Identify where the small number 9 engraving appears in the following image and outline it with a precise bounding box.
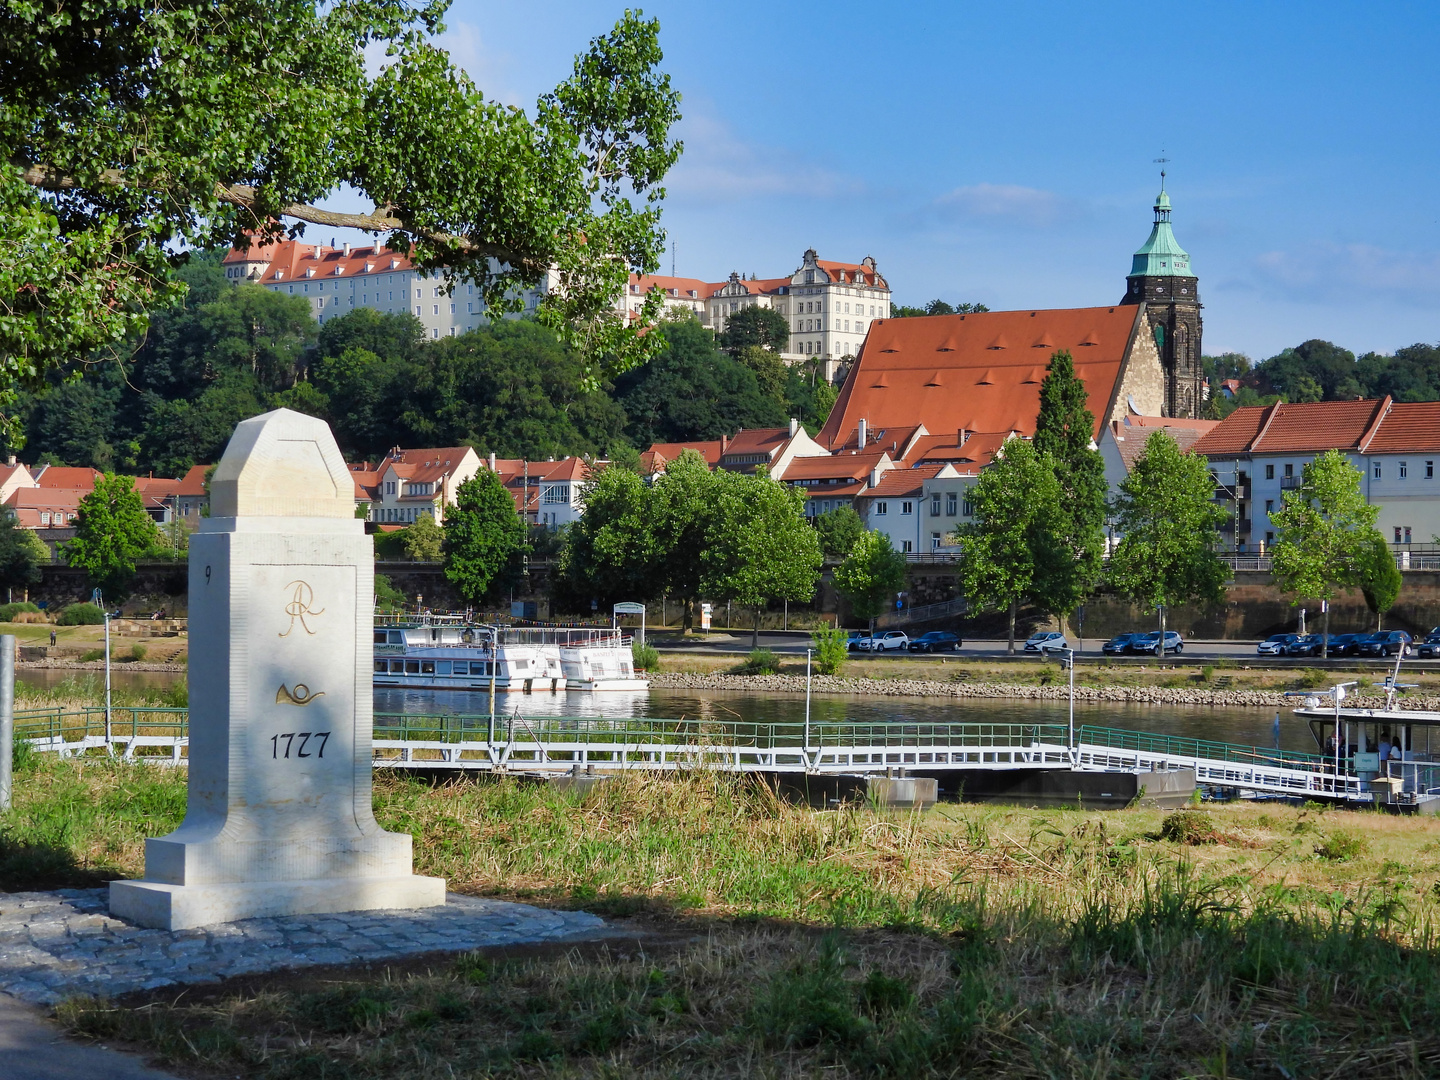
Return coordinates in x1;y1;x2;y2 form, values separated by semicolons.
205;565;212;585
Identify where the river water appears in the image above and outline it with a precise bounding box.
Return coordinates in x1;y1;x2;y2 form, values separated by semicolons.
19;669;1316;754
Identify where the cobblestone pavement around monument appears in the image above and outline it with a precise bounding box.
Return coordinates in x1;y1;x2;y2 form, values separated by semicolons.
0;890;609;1006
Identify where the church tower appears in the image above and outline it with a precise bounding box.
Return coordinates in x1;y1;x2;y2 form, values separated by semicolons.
1120;176;1203;418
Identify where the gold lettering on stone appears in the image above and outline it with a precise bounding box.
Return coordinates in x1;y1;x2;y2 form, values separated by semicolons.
280;580;324;637
276;683;326;706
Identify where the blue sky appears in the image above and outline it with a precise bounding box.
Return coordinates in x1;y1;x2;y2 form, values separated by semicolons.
355;1;1440;361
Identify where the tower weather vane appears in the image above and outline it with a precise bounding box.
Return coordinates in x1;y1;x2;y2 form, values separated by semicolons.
1153;155;1170;182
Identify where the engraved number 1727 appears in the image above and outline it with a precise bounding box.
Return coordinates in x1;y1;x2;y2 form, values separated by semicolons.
271;732;330;759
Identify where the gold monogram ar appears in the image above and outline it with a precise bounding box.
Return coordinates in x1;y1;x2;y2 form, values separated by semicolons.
276;683;325;706
280;580;325;637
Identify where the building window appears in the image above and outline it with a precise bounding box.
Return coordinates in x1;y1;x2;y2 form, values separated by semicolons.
874;501;887;516
931;532;941;550
1375;462;1382;479
1400;461;1409;479
961;499;973;516
1428;461;1435;479
433;305;439;315
1265;464;1274;480
930;494;941;516
1395;526;1403;543
1266;531;1275;545
901;540;913;553
900;501;913;515
1405;526;1413;543
1265;499;1274;514
1284;463;1293;478
946;492;957;516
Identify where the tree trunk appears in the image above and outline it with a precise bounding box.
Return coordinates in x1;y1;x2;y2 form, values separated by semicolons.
1323;605;1330;658
1158;606;1166;658
1007;600;1017;655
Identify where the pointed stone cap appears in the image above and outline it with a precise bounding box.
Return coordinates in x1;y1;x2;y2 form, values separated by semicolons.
209;409;355;518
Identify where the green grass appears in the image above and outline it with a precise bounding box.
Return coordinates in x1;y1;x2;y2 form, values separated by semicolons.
13;758;1440;1076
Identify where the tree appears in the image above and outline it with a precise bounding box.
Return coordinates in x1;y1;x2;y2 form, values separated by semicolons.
720;307;791;354
1270;449;1383;655
956;439;1066;653
649;450;716;628
558;462;655;609
4;5;682;433
1107;431;1229;650
1357;533;1403;630
889;300;989;318
813;506;865;558
442;471;529;604
65;474;159;598
401;514;444;562
736;345;788;404
832;530;908;639
1031;350;1107;629
0;509;45;600
701;470;821;648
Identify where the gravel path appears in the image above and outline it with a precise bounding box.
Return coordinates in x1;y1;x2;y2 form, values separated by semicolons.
0;890;607;1006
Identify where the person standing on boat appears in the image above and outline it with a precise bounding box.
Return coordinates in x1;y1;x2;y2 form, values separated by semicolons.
1379;731;1393;763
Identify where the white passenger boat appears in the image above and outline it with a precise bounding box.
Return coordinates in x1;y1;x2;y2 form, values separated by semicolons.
372;616;648;693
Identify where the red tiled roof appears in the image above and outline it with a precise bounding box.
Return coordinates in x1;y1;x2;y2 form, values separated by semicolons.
829;423;923;456
33;466;100;490
781;450;889;482
1108;420;1220;472
6;487;89;527
1361;402;1440;453
227;238;417;284
720;427;792;458
628;273;711;301
645;441;727;468
902;432;1009;471
818;306;1141;450
383;447;477;486
858;462;948;498
177;465;210;498
1193;399;1389;456
815;259;888;288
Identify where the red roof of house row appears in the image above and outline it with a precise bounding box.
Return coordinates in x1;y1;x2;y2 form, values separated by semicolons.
32;465;101;490
827;423;924;457
856;462;949;499
627;273;712;301
1353;401;1440;453
814;259;888;288
176;465;211;498
1107;418;1220;472
382;447;478;489
227;237;418;284
900;432;1010;472
1192;399;1389;456
720;427;794;459
818;306;1142;450
780;450;890;483
705;276;794;297
644;440;728;468
5;487;90;527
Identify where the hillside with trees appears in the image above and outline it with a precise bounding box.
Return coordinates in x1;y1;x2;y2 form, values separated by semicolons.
1206;339;1440;418
7;254;837;472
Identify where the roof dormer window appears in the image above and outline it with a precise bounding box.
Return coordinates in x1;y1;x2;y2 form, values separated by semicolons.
305;268;315;278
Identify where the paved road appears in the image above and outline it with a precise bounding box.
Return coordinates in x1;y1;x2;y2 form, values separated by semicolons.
651;632;1426;665
0;993;182;1080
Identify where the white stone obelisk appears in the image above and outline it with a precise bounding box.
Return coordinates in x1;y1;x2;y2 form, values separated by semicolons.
110;409;445;930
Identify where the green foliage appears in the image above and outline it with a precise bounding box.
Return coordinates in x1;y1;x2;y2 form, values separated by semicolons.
130;643;148;662
648;451;714;620
956;439;1067;638
1031;350;1106;619
812;506;865;558
443;472;529;604
1108;431;1229;613
700;470;822;644
735;345;788;403
1314;831;1369;861
57;602;104;626
64;474;158;598
3;5;682;403
810;624;849;676
630;640;658;671
0;601;39;622
1271;450;1383;604
720;306;792;354
374;574;405;611
1357;533;1403;624
890;300;989;317
1159;811;1221;845
400;514;444;562
738;648;781;675
0;509;46;592
558;462;655;609
833;530;907;629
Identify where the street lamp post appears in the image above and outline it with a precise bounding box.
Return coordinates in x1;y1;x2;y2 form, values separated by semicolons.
1063;648;1076;764
804;647;812;765
92;588;112;749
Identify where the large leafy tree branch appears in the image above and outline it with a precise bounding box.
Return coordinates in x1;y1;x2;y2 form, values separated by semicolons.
1;1;682;423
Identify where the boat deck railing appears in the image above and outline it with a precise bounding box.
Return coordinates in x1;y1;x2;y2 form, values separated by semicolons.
13;708;1383;800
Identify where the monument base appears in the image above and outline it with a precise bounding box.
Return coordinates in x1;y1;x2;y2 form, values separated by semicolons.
109;874;448;931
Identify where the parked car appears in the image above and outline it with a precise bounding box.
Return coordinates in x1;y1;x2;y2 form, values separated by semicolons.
908;631;961;653
1417;630;1440;659
1325;633;1362;657
1023;631;1069;655
864;630;910;652
1132;630;1184;655
847;631;870;652
1101;633;1140;655
1257;633;1300;656
1358;630;1411;657
1285;634;1325;657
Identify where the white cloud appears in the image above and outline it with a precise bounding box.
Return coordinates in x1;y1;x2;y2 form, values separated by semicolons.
930;183;1072;227
1251;241;1440;307
665;111;864;203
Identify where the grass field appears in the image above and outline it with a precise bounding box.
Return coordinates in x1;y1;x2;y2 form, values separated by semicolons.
5;751;1440;1077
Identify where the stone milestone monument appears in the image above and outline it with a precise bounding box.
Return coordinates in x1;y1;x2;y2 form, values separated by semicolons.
110;409;446;930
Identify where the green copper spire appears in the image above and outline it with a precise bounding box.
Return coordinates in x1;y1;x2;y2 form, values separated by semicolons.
1128;172;1192;278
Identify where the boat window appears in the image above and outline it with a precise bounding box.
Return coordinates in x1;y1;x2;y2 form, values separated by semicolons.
437;661;451;674
620;662;631;675
421;661;435;674
374;631;388;644
592;663;606;677
374;659;387;672
388;631;404;644
405;660;420;674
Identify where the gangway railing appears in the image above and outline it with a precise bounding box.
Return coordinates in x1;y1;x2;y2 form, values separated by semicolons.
13;708;1381;801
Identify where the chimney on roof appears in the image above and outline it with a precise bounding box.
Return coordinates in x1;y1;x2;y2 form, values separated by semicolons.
958;428;968;446
788;417;799;437
858;419;867;450
870;467;880;488
721;434;729;453
487;452;496;471
342;242;351;257
5;455;12;467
